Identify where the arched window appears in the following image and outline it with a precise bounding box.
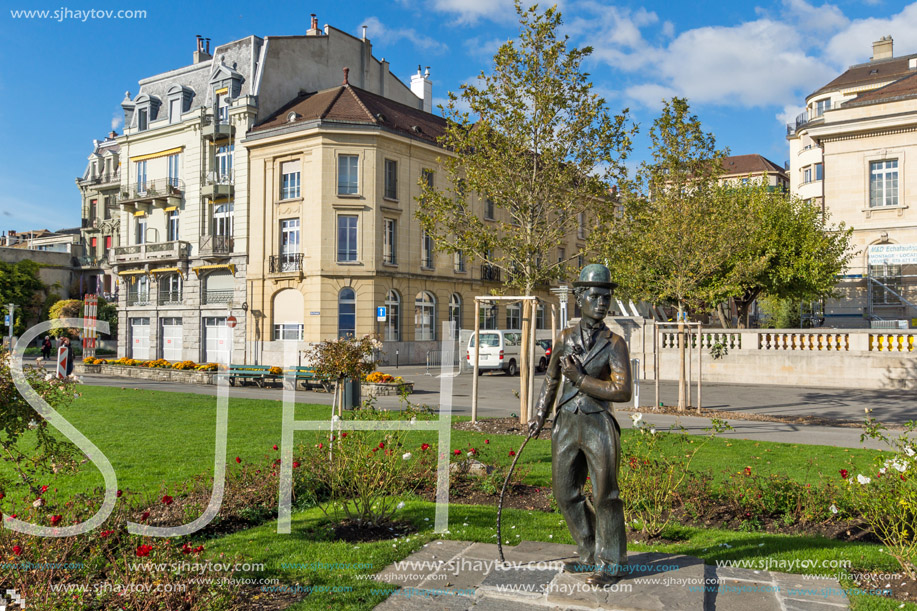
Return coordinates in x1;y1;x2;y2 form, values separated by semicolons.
338;287;356;338
506;303;521;329
536;303;546;329
448;293;462;339
414;291;436;341
385;290;401;341
273;289;304;340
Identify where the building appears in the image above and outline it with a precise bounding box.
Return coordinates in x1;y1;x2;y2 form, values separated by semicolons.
102;17;432;363
719;154;788;191
1;228;82;253
243;79;565;366
787;36;917;326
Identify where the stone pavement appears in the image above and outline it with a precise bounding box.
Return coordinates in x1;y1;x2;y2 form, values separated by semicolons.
372;540;849;610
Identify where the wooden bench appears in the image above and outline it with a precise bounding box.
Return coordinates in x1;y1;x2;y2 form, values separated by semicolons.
228;365;278;387
284;366;333;391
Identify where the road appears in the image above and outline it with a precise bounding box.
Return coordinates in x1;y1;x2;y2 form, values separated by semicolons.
51;361;913;451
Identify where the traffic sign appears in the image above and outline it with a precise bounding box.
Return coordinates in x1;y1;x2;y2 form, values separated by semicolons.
3;315;9;326
226;316;237;328
376;306;387;322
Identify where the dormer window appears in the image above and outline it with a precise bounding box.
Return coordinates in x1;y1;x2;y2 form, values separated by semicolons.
169;98;181;124
132;94;161;131
138;108;149;131
166;85;192;126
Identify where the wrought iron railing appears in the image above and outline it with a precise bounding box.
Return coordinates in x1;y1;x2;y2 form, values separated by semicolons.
126;292;151;306
203;290;234;305
111;241;190;263
200;235;234;256
158;290;183;306
481;264;500;281
270;253;303;273
117;178;185;204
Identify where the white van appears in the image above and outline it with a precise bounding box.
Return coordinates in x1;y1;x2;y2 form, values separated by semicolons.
467;330;521;375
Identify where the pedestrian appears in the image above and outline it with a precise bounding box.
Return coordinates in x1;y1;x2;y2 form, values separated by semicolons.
41;336;52;359
63;337;74;376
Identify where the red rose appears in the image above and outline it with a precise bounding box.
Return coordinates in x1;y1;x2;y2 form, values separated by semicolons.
453;449;461;456
116;490;123;498
318;443;324;450
235;457;242;464
12;545;21;556
342;432;348;438
485;439;489;444
50;515;62;526
292;461;300;468
469;448;477;455
100;530;114;538
371;448;378;453
421;443;430;451
0;492;4;500
140;511;150;522
41;485;48;493
509;450;516;457
379;442;385;449
744;467;752;476
840;469;848;479
274;458;281;465
273;445;278;451
135;544;153;557
181;543;192;555
194;545;204;553
162;495;174;505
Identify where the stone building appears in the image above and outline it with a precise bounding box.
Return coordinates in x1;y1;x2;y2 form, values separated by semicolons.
787;36;917;326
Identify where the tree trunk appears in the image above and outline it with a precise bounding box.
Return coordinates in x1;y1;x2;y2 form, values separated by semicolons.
519;300;531;424
677;304;686;412
716;303;730;329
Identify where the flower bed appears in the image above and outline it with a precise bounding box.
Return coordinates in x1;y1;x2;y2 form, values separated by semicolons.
75;362;218;385
362;371;413;397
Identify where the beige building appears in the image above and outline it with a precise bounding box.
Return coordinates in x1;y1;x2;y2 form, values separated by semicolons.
243;81;570;366
719;154;788;191
787;36;917;326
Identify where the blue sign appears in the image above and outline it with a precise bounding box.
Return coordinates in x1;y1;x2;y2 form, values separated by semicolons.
3;315;8;326
376;306;387;321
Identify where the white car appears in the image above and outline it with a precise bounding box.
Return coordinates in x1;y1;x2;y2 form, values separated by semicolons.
466;331;551;375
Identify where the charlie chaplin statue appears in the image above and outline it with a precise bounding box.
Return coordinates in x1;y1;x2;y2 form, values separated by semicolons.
529;263;632;586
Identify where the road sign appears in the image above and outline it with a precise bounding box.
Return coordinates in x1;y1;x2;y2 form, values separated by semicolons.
376;306;387;322
3;315;8;326
226;316;237;328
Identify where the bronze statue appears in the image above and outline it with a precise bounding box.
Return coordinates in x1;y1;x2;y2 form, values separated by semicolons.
529;263;632;586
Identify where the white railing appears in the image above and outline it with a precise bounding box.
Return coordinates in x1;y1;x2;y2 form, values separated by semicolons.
655;327;917;354
758;332;849;351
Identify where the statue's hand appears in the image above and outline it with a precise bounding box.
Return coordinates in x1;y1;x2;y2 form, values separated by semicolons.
562;354;586;386
528;412;546;438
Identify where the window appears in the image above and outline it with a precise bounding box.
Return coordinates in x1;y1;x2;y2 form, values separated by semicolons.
479;302;497;330
136;160;147;193
128;276;151;306
422;169;434;189
167;210;179;242
204;270;233;305
169;98;181;124
454;250;465;273
577;254;585;269
803;167;812;184
216;145;233;182
337;215;358;262
484;198;495;220
138;108;148;131
415;291;436;341
216;92;228;124
870;264;903;305
422;230;434;268
280;219;300;270
90;237;97;250
89;199;97;222
536;304;545;329
338;154;359;195
280;161;301;199
338;287;356;338
870;160;898;207
506;303;521;329
558;247;566;263
815;98;830;117
168;154;180;188
577;212;586;239
384;159;398;199
815;163;823;181
105;236;112;250
212;204;233;237
383;219;397;265
448;294;462;339
135;216;147;245
385;290;401;341
159;273;183;305
273;323;303;341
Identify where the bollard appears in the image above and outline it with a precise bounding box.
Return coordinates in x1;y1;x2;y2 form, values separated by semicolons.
631;358;640;409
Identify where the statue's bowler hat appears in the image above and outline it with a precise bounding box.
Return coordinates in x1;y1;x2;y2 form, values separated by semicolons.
572;264;618;290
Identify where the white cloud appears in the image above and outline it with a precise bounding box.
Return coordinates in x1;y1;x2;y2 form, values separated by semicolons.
429;0;516;24
780;0;848;34
361;16;448;53
823;3;917;69
462;36;507;62
776;103;806;127
660;20;675;39
111;111;123;132
624;83;676;110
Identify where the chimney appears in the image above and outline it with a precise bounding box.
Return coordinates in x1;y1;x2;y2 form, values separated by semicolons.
343;67;350;86
307;13;322;36
410;66;433;114
871;35;893;61
193;34;212;64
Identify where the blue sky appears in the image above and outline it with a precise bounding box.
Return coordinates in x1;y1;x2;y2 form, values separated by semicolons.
1;0;916;232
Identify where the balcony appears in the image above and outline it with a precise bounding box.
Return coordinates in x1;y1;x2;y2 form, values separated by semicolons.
112;241;190;264
126;291;151;307
203;289;233;305
158;290;183;306
200;235;234;257
77;255;108;268
481;264;501;282
201;173;234;200
117;178;184;207
270;253;304;273
201;117;235;142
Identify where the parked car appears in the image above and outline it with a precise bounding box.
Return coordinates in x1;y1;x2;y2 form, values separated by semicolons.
466;330;523;375
535;338;553;372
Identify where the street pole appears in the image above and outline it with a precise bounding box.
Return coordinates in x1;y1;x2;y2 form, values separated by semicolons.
471;298;481;423
7;303;14;351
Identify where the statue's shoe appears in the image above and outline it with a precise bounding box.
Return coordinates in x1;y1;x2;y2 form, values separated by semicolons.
563;561;594;574
586;571;623;586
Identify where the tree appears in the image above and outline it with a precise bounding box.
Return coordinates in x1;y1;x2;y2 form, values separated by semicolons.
594;98;750;411
416;0;633;422
48;299;83;338
722;187;854;328
0;260;48;336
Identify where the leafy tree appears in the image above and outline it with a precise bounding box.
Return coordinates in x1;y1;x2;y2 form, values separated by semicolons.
416;0;633;421
305;335;379;417
47;299;83;338
594;97;748;411
97;296;119;339
0;260;48;336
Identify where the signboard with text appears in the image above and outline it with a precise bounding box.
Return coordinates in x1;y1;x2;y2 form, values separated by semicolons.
868;243;917;266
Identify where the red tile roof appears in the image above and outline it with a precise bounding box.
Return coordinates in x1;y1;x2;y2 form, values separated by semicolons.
252;84;447;144
811;54;917;98
843;71;917;107
720;154;786;177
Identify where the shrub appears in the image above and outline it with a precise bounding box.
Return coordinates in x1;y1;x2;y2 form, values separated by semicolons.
365;371;396;384
172;360;197;370
269;366;282;376
194;363;218;372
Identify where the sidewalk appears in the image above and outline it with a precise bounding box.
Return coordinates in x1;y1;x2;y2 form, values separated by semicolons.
372;540;850;610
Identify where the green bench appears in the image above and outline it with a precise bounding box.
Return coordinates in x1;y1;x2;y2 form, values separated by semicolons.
228;364;279;387
284;366;333;391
